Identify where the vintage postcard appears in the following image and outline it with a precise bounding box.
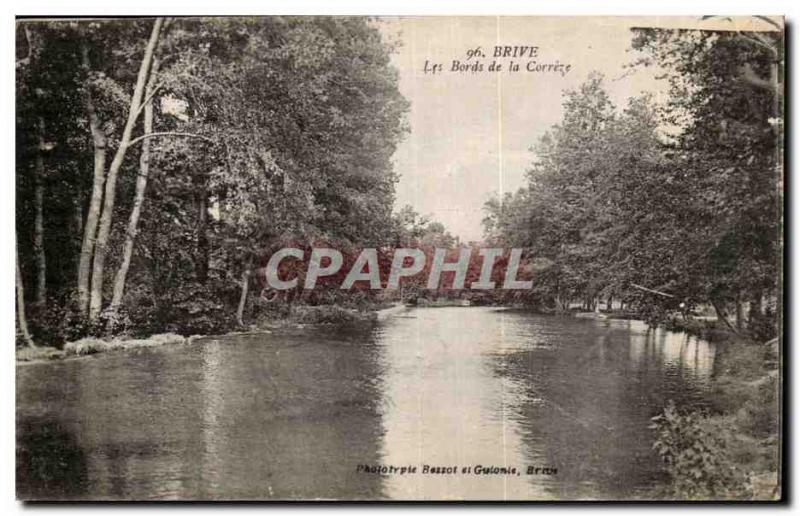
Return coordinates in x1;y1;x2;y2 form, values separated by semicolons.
15;15;783;501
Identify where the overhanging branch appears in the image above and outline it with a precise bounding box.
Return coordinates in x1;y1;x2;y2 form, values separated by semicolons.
134;82;164;119
128;131;214;147
630;283;675;298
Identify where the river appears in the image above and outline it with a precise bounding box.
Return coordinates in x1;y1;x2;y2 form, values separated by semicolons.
17;307;716;500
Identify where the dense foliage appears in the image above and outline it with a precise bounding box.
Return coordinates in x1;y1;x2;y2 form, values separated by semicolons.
483;25;782;339
650;401;749;499
16;17;411;344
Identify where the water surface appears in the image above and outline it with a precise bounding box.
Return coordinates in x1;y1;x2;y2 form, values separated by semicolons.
17;307;715;500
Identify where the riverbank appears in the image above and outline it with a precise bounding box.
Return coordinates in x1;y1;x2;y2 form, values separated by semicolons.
647;331;781;500
16;303;410;364
506;309;782;500
10;305;707;363
16;332;193;363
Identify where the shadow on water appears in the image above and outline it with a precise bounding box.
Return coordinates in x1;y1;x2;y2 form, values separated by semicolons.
16;327;388;500
17;417;88;500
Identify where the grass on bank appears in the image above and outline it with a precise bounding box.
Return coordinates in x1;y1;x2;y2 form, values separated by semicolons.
61;333;187;356
16;333;190;361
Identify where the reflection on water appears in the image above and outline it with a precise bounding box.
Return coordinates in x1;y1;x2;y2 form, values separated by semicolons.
375;309;715;500
16;417;88;499
17;307;715;500
376;309;546;500
17;331;385;500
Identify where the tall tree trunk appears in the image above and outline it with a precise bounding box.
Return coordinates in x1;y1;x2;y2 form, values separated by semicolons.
749;290;763;325
237;270;251;327
34;117;47;306
195;180;210;284
710;297;738;334
735;295;744;330
89;18;163;320
16;246;36;348
77;43;108;317
74;187;84;247
771;47;780;134
109;58;159;314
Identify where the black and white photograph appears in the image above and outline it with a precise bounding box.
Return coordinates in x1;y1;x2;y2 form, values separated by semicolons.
12;12;785;502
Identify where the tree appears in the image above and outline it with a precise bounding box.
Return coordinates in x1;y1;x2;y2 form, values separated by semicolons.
484;22;782;338
76;38;108;317
632;23;782;335
88;17;164;320
484;75;701;316
15;17;410;340
108;57;160;313
16;245;37;348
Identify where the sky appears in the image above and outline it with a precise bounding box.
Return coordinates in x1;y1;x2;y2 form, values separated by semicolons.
377;16;778;242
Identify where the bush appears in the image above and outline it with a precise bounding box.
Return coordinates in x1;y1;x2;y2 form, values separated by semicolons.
94;307;133;336
161;282;233;336
63;338;115;356
28;301;67;348
651;400;750;499
59;301;91;344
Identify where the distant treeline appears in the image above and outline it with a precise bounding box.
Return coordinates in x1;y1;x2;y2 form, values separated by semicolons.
482;26;782;340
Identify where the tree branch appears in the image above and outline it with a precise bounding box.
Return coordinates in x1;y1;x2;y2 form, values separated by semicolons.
128;131;214;147
630;283;675;298
134;81;164;119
